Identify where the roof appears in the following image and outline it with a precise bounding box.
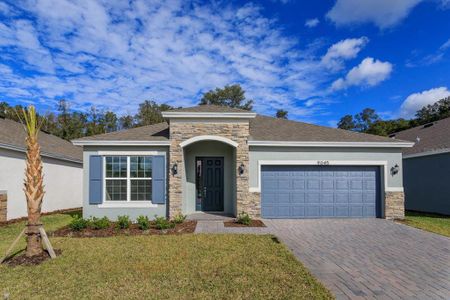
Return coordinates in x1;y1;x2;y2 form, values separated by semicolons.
73;106;411;147
249;115;408;144
0;118;82;163
390;117;450;156
73;122;169;144
168;104;251;113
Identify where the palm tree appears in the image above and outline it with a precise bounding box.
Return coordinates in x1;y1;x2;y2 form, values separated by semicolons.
18;105;45;257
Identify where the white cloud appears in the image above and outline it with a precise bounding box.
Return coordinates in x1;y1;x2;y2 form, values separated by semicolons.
331;57;393;90
399;87;450;118
440;38;450;50
305;18;320;28
321;37;368;71
326;0;422;29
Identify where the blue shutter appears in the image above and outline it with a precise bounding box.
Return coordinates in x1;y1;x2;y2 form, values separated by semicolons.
152;155;166;204
89;155;103;204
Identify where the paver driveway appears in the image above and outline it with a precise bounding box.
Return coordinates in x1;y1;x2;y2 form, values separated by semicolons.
264;219;450;300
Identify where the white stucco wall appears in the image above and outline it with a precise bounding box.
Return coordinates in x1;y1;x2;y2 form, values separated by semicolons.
0;148;83;220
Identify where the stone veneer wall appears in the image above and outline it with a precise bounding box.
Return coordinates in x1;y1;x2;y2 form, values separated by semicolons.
385;191;405;220
0;192;7;222
168;121;260;218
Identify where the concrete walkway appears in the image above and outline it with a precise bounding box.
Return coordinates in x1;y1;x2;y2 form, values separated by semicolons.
194;218;450;300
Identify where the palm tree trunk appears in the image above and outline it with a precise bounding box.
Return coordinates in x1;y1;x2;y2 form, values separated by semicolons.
24;135;45;257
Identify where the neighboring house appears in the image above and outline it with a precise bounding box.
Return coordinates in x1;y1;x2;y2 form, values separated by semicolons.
72;105;413;221
0;117;83;221
391;117;450;215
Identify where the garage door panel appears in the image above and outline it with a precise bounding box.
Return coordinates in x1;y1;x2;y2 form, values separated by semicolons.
261;165;380;218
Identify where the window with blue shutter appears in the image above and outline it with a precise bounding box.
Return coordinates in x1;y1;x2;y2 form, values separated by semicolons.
89;155;103;204
152;156;166;204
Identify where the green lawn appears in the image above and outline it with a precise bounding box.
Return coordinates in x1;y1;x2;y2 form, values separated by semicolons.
401;211;450;237
0;215;332;299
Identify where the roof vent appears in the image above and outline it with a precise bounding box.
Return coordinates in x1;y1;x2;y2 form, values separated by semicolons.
423;122;434;128
388;133;396;138
416;136;420;143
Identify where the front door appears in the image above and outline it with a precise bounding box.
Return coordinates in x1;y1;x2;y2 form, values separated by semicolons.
196;157;224;211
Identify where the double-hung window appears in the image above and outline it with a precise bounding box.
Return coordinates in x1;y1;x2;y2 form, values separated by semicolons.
105;156;152;202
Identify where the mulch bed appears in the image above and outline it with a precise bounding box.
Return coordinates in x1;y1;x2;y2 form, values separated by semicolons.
3;249;62;267
224;220;266;227
50;221;197;238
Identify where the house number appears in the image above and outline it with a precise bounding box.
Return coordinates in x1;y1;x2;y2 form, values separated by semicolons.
317;160;329;165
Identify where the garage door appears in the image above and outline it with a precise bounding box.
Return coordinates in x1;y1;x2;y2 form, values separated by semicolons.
261;165;380;218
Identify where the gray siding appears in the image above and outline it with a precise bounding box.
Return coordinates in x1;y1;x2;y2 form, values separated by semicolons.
249;147;404;190
82;146;168;220
403;153;450;215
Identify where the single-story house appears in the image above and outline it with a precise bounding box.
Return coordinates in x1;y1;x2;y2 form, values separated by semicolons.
0;117;83;221
390;117;450;215
72;105;413;221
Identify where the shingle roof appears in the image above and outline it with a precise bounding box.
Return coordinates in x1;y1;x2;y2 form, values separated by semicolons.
168;104;251;113
0;118;82;162
390;117;450;155
249;115;406;143
74;122;169;141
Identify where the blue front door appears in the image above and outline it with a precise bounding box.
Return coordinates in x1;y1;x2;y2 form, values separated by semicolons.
261;165;381;218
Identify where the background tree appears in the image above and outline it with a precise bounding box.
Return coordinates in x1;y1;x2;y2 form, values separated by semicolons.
85;106;105;136
276;109;288;119
119;114;135;130
103;111;118;133
415;96;450;125
354;108;380;132
337;115;355;130
200;84;253;110
135;100;173;126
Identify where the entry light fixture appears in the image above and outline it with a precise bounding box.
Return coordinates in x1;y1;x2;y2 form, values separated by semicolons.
390;164;399;176
238;163;245;175
172;163;178;175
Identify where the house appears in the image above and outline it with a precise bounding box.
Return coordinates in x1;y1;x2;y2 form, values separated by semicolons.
0;117;83;221
391;117;450;215
72;105;413;220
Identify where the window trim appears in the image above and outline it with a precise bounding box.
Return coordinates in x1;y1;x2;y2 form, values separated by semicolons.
103;155;154;204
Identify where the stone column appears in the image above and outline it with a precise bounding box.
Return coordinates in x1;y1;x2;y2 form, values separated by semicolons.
385;191;405;220
0;191;7;222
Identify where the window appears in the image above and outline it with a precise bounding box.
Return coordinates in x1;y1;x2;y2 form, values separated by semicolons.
104;156;152;202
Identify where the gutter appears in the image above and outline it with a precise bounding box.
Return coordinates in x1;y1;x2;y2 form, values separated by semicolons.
248;140;415;148
71;140;171;146
403;148;450;159
0;142;82;164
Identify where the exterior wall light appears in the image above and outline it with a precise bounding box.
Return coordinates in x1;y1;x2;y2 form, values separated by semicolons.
172;163;178;175
390;164;399;176
238;163;245;175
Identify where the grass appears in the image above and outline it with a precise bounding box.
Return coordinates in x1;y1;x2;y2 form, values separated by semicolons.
401;211;450;237
0;214;332;299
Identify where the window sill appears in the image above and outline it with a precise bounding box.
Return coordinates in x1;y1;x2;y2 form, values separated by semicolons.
97;202;159;208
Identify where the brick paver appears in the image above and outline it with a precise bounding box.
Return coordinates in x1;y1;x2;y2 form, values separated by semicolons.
264;219;450;300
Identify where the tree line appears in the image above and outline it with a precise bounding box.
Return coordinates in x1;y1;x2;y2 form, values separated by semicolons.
337;96;450;136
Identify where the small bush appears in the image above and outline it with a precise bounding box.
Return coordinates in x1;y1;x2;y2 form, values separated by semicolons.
136;215;150;230
117;215;131;229
172;213;186;224
154;216;175;230
90;216;110;230
236;211;252;225
69;216;88;231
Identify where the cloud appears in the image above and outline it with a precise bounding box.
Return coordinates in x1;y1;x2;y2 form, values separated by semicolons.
326;0;422;29
331;57;393;90
305;18;320;28
321;37;368;71
399;87;450;118
406;38;450;67
440;38;450;50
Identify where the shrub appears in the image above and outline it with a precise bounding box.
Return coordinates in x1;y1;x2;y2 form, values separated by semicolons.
90;216;110;230
154;216;175;230
172;213;186;224
117;215;131;229
136;215;150;230
236;211;252;225
69;216;88;231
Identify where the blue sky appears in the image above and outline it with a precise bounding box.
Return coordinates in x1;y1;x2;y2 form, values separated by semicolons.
0;0;449;126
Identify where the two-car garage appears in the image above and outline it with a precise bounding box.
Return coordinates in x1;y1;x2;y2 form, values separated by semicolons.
261;165;381;219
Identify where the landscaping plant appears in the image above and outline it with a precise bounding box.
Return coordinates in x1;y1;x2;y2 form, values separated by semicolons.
136;215;150;230
173;213;186;224
236;211;252;225
117;215;131;229
89;217;110;230
69;216;89;231
17;105;46;257
154;216;175;230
